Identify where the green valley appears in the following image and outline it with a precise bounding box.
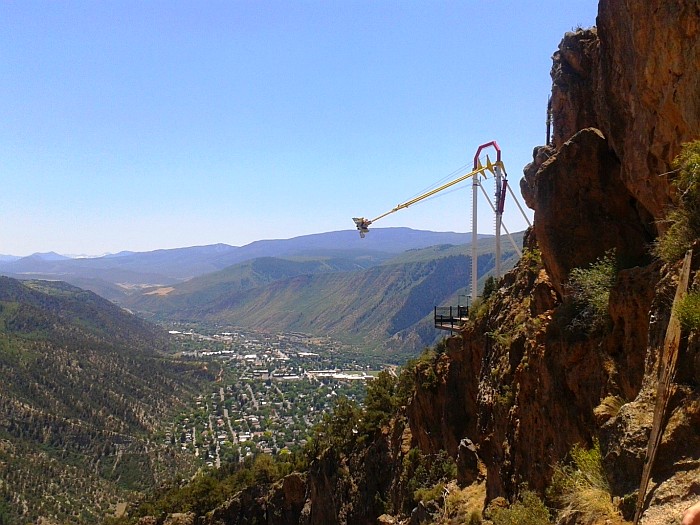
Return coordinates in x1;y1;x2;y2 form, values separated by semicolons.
122;235;523;355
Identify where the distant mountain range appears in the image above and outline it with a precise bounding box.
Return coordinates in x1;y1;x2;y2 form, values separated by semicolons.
1;228;523;354
121;234;524;355
0;228;485;295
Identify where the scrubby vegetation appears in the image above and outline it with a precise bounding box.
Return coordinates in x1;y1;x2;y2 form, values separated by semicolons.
676;289;700;331
654;140;700;263
401;449;457;509
566;251;617;332
0;278;211;524
547;440;621;523
489;489;550;525
308;368;413;456
482;275;498;300
593;395;626;423
125;451;305;522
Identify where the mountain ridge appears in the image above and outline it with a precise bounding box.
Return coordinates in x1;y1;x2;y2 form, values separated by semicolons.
122;236;522;354
0;276;210;523
0;228;488;290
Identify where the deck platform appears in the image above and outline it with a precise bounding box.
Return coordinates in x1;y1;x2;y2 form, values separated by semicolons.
434;306;469;332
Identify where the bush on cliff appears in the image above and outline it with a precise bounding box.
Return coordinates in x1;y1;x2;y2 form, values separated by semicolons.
307;395;362;456
566;251;617;332
361;369;402;435
399;448;457;512
130;451;302;521
489;489;550;525
676;289;700;331
307;369;410;458
482;276;498;300
654;139;700;263
547;440;621;523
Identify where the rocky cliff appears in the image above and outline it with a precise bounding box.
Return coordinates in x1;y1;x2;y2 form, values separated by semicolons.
156;2;700;524
437;0;700;521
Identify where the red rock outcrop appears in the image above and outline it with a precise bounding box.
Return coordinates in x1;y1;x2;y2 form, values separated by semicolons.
549;1;700;226
410;0;700;520
523;127;651;295
405;336;481;458
596;0;700;223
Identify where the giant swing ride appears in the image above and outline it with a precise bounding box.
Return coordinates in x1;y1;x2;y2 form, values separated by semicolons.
352;141;531;331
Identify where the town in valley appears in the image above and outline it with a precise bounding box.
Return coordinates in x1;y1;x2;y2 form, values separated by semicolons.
163;327;384;468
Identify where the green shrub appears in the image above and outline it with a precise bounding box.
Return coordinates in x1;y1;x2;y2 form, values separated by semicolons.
361;370;398;435
414;482;446;504
676;290;700;331
468;296;490;322
442;482;486;524
495;385;515;409
306;395;361;458
400;448;457;511
488;328;513;349
654;140;700;263
490;489;550;525
653;208;694;263
521;247;543;268
547;440;619;522
395;361;417;407
483;276;498;300
566;251;617;332
412;349;440;390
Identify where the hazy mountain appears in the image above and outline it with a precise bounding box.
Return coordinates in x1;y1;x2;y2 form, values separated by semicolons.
0;228;487;296
122;255;377;316
103;250;137;258
17;251;71;262
125;234;523;354
230;228;480;260
0;228;521;356
0;276;210;524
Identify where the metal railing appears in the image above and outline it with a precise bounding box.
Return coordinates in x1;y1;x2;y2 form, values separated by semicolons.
434;305;469;331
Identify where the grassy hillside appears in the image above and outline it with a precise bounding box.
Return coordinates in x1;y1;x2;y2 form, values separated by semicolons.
0;277;211;524
122;256;376;316
125;235;523;354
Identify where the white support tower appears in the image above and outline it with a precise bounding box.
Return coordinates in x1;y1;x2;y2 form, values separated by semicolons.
353;140;532;313
494;162;504;280
471;172;479;306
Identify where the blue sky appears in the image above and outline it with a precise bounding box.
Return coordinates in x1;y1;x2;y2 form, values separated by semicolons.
1;1;598;256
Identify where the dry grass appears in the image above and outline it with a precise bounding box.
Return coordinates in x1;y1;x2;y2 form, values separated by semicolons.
593;395;626;425
430;481;485;525
548;441;625;525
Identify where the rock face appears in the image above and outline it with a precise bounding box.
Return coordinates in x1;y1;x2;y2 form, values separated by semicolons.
203;434;401;525
411;0;700;520
205;473;306;525
523;127;651;295
405;335;480;458
548;1;700;225
596;0;700;223
485;0;700;520
527;0;700;287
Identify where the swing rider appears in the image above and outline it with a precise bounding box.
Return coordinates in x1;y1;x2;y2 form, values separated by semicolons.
353;217;371;238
